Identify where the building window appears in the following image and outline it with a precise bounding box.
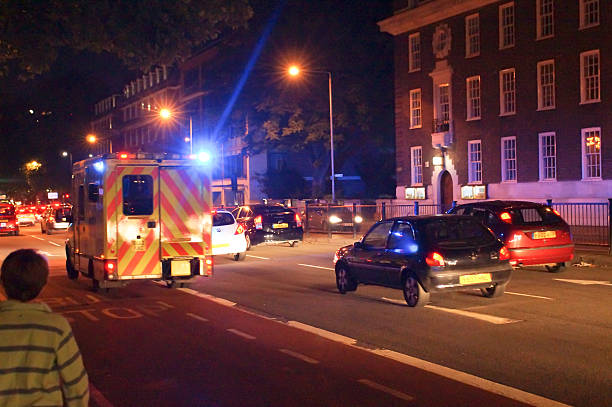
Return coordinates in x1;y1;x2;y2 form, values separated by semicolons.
536;0;554;39
580;0;599;29
499;68;516;115
465;14;480;58
468;140;482;184
580;50;600;104
409;89;422;128
438;84;450;124
537;60;555;110
499;2;515;49
408;33;421;72
501;136;517;182
582;127;601;179
539;132;557;181
410;146;423;185
466;76;481;120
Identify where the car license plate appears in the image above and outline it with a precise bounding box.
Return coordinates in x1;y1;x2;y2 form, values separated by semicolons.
272;223;288;229
533;231;556;239
171;261;191;276
460;273;492;285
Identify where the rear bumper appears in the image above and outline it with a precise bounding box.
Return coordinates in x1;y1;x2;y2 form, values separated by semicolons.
423;264;513;293
50;222;70;231
509;244;574;266
212;236;248;255
250;228;304;246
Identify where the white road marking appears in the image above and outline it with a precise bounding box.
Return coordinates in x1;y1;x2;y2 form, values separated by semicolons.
246;254;270;260
357;379;414;402
178;288;237;307
425;305;521;325
506;291;553;300
177;289;566;406
186;312;209;322
38;250;61;257
47;241;61;247
29;235;45;241
555;278;612;286
90;382;114;407
279;348;319;364
381;297;406;305
227;328;256;340
298;263;335;271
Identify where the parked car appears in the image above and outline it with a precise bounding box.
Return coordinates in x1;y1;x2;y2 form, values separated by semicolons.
304;204;363;232
212;209;247;261
0;204;19;235
448;201;574;272
333;215;512;307
231;204;303;249
40;205;72;234
16;207;37;226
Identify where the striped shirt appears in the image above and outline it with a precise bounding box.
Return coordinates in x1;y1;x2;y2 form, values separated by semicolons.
0;300;89;407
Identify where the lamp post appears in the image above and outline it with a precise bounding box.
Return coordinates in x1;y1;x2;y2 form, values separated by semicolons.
288;65;335;202
61;151;73;168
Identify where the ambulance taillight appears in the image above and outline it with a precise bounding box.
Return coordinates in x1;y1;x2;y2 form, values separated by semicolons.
104;259;118;279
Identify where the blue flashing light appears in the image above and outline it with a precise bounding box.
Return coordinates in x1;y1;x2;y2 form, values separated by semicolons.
93;161;104;172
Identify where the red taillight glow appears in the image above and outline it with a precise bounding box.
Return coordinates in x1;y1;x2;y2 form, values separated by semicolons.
295;213;302;227
104;260;117;276
235;223;245;235
500;212;512;223
499;246;510;261
425;252;445;267
254;215;263;230
205;257;213;276
119;153;128;159
553;209;561;216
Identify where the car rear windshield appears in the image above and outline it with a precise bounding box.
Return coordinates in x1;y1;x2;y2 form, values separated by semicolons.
421;218;496;247
256;206;292;214
55;208;71;219
213;212;235;226
0;206;14;216
506;206;563;225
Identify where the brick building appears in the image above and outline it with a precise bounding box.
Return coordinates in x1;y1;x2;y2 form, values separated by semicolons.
379;0;610;209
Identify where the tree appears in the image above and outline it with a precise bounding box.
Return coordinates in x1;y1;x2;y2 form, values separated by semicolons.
0;0;253;78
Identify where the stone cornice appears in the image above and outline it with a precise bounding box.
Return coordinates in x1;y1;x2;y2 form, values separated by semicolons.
378;0;500;36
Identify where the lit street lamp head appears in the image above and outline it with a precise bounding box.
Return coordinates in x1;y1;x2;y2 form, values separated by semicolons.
159;108;171;119
61;151;68;157
86;134;97;144
288;65;300;76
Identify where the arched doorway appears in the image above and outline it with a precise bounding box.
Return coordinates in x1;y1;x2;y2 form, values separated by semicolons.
439;171;453;213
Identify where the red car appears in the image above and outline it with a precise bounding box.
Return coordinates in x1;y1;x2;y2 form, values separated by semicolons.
0;204;19;235
449;201;574;272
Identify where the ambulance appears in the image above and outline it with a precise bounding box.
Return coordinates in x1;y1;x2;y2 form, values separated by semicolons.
65;152;213;291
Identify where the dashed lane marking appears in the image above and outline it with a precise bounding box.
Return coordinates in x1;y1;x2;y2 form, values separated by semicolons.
29;235;45;241
178;287;237;307
357;379;414;402
554;278;612;287
381;297;406;306
298;263;335;271
279;348;319;364
47;241;61;247
506;291;553;300
227;328;256;340
246;254;270;260
424;305;521;325
186;312;209;322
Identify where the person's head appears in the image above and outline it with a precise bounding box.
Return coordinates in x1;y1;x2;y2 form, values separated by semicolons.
1;249;49;302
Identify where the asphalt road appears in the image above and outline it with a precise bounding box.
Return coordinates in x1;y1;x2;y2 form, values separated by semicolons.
1;226;611;406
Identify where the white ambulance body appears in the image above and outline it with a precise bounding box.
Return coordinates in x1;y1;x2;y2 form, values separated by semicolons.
65;153;213;290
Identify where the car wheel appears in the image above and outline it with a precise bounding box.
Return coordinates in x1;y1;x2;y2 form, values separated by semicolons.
335;264;357;294
245;235;251;251
402;275;429;307
480;282;507;298
47;228;52;235
545;263;564;273
233;252;246;261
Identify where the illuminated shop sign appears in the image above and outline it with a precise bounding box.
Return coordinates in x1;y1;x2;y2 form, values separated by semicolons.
405;187;426;200
460;185;486;200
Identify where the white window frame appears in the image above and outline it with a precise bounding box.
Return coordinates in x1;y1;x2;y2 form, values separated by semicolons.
409;89;422;129
581;127;602;180
499;68;516;116
410;146;423;186
466;76;481;120
501;136;517;183
580;0;599;30
537;59;556;110
538;132;557;181
468;140;482;184
580;50;600;104
408;33;421;73
465;13;480;58
438;84;450;123
536;0;554;40
499;2;515;49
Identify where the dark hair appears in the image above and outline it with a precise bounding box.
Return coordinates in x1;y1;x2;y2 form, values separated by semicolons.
1;249;49;302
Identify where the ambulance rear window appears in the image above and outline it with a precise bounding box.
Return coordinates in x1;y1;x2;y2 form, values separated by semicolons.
123;175;153;216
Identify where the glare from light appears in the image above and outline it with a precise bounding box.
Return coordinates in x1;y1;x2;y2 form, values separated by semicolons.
88;154;93;158
159;108;171;119
29;109;34;114
86;134;97;143
354;215;363;223
198;151;211;163
288;65;300;76
61;151;68;157
329;215;342;224
93;161;104;172
432;156;443;166
184;137;191;143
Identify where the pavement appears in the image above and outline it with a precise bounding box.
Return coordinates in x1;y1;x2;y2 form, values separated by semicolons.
302;232;612;267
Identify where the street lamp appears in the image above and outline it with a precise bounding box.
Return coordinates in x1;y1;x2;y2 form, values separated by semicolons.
288;65;336;202
61;151;73;168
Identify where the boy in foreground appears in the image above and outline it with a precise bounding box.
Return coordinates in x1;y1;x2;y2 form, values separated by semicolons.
0;249;89;407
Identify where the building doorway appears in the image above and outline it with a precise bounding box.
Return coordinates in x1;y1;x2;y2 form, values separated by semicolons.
440;170;453;213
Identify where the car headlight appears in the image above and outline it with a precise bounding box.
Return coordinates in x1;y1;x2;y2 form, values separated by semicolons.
354;215;363;223
329;215;342;224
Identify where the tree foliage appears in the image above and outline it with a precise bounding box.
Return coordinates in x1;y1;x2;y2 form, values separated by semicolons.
0;0;253;78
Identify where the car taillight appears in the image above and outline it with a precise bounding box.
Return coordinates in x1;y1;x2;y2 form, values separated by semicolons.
49;217;55;223
235;223;245;235
499;212;512;223
104;259;117;277
499;246;510;261
295;213;302;227
425;252;445;267
205;256;213;276
552;209;561;217
254;215;263;230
